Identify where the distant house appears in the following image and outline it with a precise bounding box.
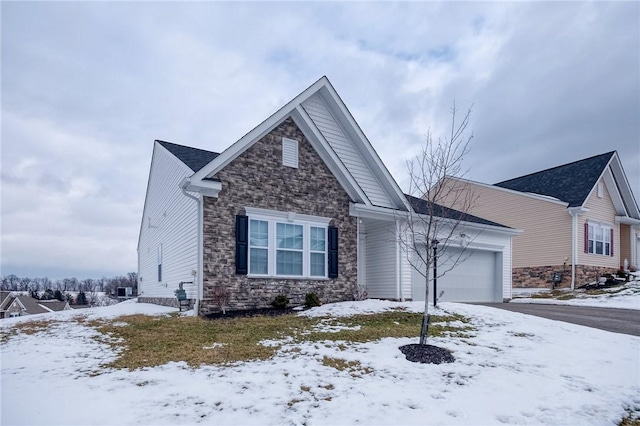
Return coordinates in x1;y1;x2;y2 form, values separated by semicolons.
137;76;519;314
0;294;71;318
438;152;640;289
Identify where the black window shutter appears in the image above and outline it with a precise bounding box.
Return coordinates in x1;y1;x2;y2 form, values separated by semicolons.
328;226;339;278
236;215;248;275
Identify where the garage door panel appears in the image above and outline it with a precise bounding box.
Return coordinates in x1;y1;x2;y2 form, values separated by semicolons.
412;247;499;303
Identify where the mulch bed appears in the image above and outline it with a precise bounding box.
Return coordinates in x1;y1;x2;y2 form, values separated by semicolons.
399;344;455;364
204;306;303;320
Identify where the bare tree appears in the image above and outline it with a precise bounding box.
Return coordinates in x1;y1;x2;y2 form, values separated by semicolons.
398;103;477;345
212;284;230;315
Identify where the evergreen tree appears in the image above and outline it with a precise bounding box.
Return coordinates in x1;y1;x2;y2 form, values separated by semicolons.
53;290;64;301
76;291;88;305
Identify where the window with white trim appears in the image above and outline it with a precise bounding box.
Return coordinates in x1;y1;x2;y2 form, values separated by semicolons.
588;223;611;256
246;208;329;278
249;219;268;274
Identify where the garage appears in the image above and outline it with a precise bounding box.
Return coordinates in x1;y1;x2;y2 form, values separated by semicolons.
411;246;503;303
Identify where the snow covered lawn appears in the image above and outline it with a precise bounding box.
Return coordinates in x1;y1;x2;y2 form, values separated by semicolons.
511;280;640;310
1;300;638;425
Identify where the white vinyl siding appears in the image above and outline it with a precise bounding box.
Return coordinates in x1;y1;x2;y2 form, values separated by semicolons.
137;143;199;299
363;220;398;298
302;95;394;208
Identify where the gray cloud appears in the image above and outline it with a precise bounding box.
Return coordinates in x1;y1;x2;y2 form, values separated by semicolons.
2;1;638;278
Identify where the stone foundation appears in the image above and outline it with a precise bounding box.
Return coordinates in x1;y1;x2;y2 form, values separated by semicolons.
138;297;194;310
513;265;619;288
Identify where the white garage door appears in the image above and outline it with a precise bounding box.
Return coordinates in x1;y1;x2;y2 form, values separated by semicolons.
411;247;500;303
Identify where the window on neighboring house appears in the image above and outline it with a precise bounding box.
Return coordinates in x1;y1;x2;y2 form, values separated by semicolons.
157;244;163;282
587;223;612;256
245;209;330;278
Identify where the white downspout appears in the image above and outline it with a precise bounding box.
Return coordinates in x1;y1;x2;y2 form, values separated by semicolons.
571;212;577;290
181;185;202;314
568;207;588;290
395;221;403;301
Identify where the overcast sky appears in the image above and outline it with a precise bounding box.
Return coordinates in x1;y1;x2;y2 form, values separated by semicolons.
2;1;639;280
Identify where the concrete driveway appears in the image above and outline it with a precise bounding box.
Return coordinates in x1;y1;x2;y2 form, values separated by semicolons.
476;303;640;336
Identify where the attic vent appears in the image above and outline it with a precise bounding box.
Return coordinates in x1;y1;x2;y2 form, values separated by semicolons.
597;182;603;198
282;138;298;168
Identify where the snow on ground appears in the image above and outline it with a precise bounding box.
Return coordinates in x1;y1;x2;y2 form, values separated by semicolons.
1;300;638;426
511;280;640;310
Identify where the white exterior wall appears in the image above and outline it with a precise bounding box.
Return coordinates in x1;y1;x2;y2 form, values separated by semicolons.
137;143;199;300
302;95;394;208
363;220;398;299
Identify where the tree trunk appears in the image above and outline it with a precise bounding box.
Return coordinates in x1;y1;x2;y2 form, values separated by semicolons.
420;271;430;345
419;313;430;345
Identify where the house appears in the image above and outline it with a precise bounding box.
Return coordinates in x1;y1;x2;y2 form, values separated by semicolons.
438;152;640;289
0;293;71;318
137;76;519;315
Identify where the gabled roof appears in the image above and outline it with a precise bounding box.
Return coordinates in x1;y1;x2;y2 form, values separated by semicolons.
405;194;510;228
495;152;616;208
186;76;411;211
156;140;220;173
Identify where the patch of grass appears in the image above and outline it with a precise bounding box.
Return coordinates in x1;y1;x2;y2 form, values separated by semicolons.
1;319;58;344
529;292;553;299
321;356;373;377
556;294;575;300
93;313;309;369
287;398;304;407
619;412;640;426
89;310;474;370
509;332;535;338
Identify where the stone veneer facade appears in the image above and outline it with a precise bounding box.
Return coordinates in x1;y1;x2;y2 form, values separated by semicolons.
513;265;619;288
199;117;358;315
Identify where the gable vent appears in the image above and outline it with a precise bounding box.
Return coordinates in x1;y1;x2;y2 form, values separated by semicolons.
282;138;298;168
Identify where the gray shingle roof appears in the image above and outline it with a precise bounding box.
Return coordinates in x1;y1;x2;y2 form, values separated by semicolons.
405;194;510;228
156;140;220;173
495;151;615;207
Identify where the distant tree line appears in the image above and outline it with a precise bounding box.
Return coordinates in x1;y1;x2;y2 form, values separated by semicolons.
1;273;138;305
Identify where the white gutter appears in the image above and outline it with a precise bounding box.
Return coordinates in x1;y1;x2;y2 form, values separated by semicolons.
615;216;640;226
180;179;203;315
568;206;589;290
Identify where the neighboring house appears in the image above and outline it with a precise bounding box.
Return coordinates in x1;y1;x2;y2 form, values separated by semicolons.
438;152;640;289
137;76;519;314
0;291;16;319
1;294;71;318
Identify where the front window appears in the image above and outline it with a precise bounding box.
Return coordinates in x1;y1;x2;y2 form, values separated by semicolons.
249;219;269;274
276;223;304;276
588;223;611;256
246;208;329;279
310;226;326;277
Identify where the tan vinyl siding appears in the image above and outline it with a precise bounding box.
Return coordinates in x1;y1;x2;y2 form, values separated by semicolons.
579;180;619;268
439;178;571;269
620;224;631;267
